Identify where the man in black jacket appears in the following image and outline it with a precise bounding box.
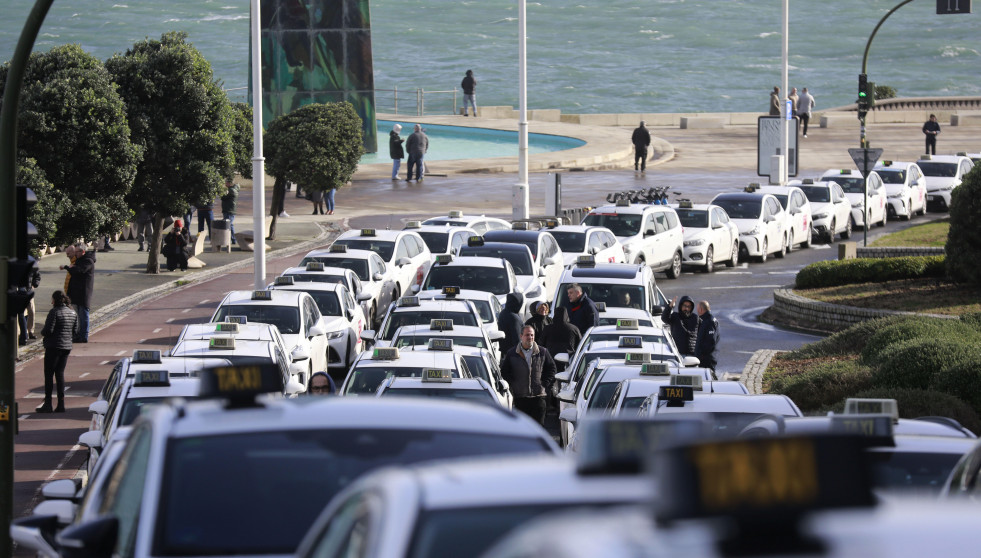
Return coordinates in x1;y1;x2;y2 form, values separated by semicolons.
694;300;721;372
631;120;651;171
497;292;525;354
500;325;556;426
566;283;598;335
662;295;699;357
65;243;96;343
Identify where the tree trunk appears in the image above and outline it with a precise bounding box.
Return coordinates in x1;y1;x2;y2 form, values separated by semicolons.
145;214;166;274
268;176;286;240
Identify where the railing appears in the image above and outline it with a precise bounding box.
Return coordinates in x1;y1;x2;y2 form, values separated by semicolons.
825;96;981;113
221;87;462;116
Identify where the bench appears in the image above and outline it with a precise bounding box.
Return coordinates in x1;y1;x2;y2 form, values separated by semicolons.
680;117;725;129
234;216;273;253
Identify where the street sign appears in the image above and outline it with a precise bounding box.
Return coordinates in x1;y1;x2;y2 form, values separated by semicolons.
757;116;799;177
937;0;971;14
848;148;883;178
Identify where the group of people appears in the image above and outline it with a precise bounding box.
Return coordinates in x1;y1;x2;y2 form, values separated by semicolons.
768;86;816;137
389;123;430;182
661;295;721;371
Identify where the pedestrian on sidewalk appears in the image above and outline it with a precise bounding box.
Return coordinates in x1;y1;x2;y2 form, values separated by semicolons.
310;189;325;215
17;266;41;346
788;87;799;116
797;87;815;137
461;69;477;117
65;243;95;343
694;300;720;372
662;295;700;357
923;114;941;155
164;220;191;272
135;208;154;251
390;124;405;180
631;120;651;172
196;197;215;238
37;290;78;413
326;188;336;215
221;178;239;243
769;86;781;115
406;124;429;182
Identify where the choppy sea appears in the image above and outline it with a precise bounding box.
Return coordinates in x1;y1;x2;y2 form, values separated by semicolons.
2;0;979;114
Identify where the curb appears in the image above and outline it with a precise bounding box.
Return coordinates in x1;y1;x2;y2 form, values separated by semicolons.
768;287;957;333
740;349;785;394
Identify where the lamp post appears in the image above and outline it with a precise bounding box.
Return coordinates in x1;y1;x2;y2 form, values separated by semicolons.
780;0;789;186
250;0;267;289
513;0;529;220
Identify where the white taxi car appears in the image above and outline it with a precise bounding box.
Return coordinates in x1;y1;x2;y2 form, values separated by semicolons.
710;191;787;262
276;261;371;309
458;239;548;313
362;295;486;347
874;160;927;220
638;388;802;437
916;154;974;211
582;201;685;279
299;244;397;327
791;178;852;243
673;200;739;272
416;254;519;308
544;223;626;265
339;345;473;396
375;372;502;407
332;228;432;302
756;184;813;250
416;286;503;329
422;210;512;235
604;376;749;417
550;259;669;319
820;168;888;230
403;220;477;260
453;345;513;408
482;228;565;296
390;320;503;360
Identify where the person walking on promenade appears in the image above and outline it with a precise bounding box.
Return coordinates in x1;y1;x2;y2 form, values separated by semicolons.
566;283;598;334
406;124;429;182
390;124;405;180
694;300;720;372
631;120;651;172
65;242;95;343
788;87;799;116
923;114;941;155
221;178;239;243
37;290;78;413
163;220;191;272
539;306;581;372
196;197;214;238
798;87;815;138
461;69;478;117
662;295;700;357
326;188;336;215
310;189;325;215
500;325;556;426
135;208;154;251
17;266;41;346
769;86;781;115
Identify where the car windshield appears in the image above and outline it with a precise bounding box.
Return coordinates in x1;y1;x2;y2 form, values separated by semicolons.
460;246;533;275
620;396;650;414
395;335;487;350
423;266;511;294
119;397;170;427
823;176;866;193
461;355;491;382
586;333;667;345
303;291;342;317
467;299;495;323
214;305;301;335
285;273;346;285
587;382;621;410
799;186;830;203
876;169;907;184
582;213;641;237
549;231;586;253
300;257;369;281
334;239;395;261
418;231;449;254
380;388;494;404
917;162;958;178
868;451;963;496
712;199;762;219
676;209;709;228
771;194;789;209
554;283;646;312
344;367;460;395
158;430;552;556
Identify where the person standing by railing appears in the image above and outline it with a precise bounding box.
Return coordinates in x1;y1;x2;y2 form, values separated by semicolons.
390;123;405;180
461;69;477;117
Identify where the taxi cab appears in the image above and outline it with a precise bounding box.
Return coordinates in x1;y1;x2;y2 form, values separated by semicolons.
550;258;668;319
421;209;512;235
542;222;625;265
390;320;503;361
791;178;852;243
711;190;787;262
459;236;552;312
637;388;802;436
168;335;305;394
338;344;472;396
595;303;659;327
375;371;502;407
402;220;477;260
604;375;749;417
361;295;485;347
673;200;740;272
916;153;974;211
299;244;398;327
453;345;513;409
416;254;520;308
820;168;888;230
755;184;813;250
482;228;565;293
873;160;927;219
416;286;503;329
582;200;685;278
211;289;330;377
275;261;372;315
34;365;557;558
333;228;432;299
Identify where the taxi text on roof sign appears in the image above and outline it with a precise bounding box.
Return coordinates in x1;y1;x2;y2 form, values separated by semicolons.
200;364;285;405
844;398;899;422
435;254;453;264
576;255;596;267
467;236;484;247
215;322;240;333
449;210;464;218
576;417;710;476
252;290;273;301
305;261;325;271
209;337;236;350
441;286;460;297
670;374;703;390
329;244;347;253
398;296;420;307
227;315;248;324
658;385;693;406
624;352;651;364
133;349;162;364
616;318;639;330
428;338;454;351
136;370;170;387
430;318;454;331
372;347;400;360
361;228;376;237
618;335;644;349
640;362;671;376
830;415;894;444
422;368;453;383
678;199;693;209
274;276;295;285
404;220;421;229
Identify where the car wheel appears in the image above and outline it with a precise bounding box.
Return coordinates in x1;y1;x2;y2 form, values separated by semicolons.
758;239;768;263
904;198;913;221
826;219;836;243
879;209;887;227
775;235;787;258
786;230;795;253
841;218;852;239
726;241;739;267
667;251;682;279
704;246;715;273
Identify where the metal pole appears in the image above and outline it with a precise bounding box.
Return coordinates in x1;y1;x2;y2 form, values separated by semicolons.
859;0;914;148
780;0;789;185
0;2;56;553
863;156;869;247
250;0;267;289
513;0;530;220
394;85;398;115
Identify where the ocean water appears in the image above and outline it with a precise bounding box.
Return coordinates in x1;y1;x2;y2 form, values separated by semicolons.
1;0;979;114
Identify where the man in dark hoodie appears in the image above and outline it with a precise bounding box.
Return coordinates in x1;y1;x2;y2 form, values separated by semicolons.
565;283;598;335
497;291;525;354
694;300;721;372
539;306;582;372
500;325;556;426
65;242;96;343
662;295;700;357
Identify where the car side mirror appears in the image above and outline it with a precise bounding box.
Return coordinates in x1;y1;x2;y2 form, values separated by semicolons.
87;400;108;416
372;272;384;281
543;256;558;266
291;345;312;362
307;324;326;338
361;330;376;342
42;479;82;502
498;379;510;395
556;389;576;404
487;330;505;341
555;371;571;383
396;257;411;267
284;378;306;396
410;284;421;294
554;353;569;365
645;228;656;237
682;356;701;367
10;514;62;558
559;407;579;424
77;431;103;451
32;500;77;527
537;268;547;278
57;515;119;558
356;292;372;302
652;305;665;315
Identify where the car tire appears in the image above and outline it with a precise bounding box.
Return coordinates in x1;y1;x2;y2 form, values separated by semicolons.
757;239;768;263
667;251;682;279
904;198;913;221
704;246;714;273
826;219;836;244
841;218;852;240
775;235;787;258
787;230;795;253
726;241;739;267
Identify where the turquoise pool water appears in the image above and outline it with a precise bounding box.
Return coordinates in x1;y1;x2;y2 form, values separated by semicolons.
361;121;586;164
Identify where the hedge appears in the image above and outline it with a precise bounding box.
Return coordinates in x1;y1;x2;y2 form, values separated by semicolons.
766;360;874;412
795;255;945;289
826;388;981;435
860;318;981;365
932;359;981;411
871;338;981;391
961;312;981;332
777;315;912;359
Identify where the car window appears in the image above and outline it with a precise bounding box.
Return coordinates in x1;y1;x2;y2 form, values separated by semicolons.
664;211;679;230
471;222;488;235
100;422;153;556
396;239;410;260
450;232;468;254
653;213;669;234
306;493;375;558
587;232;605;252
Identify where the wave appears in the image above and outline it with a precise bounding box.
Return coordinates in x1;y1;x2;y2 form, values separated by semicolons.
940;45;980;58
757;32;779;39
201;14;249;21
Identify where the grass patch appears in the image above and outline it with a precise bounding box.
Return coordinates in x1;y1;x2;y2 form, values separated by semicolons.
798;278;981;315
869;219;949;247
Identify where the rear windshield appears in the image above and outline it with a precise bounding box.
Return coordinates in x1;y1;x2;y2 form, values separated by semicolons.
460;246;533;275
380;310;479;340
876;169;907;184
214;305;300;335
285;273;346;285
799;186;830;203
423;266;510;295
418;231;449;254
334;239;395;261
549;231;586;253
299;257;368;281
916;162;958;178
713;199;762;219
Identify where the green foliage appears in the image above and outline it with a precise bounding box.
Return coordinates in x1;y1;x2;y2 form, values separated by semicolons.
830;388;981;435
874;85;897;100
15;158;62;256
946;164;981;284
795;256;945;289
766;360;874;411
860;318;979;365
777;315;911;359
230;102;253;179
871;338;981;390
265;102;364;193
0;44;140;244
932;359;981;410
960;312;981;331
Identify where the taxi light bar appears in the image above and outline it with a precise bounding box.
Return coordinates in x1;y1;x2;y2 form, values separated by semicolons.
435;254;454;264
274;276;295;285
467;235;485;247
135;369;170;387
576;417;711;476
624;352;651;364
372;347;401;360
744;183;760;193
616;318;639;330
830;415;895;445
920;154;932;160
209;337;236;350
305;261;325;271
200;364;285;407
430;318;454;331
678;199;694;209
215;322;240;333
882;160;894;166
802;178;814;184
658;385;693;406
441;286;460;297
595;301;607;312
640;362;671;376
329;244;347;253
398;296;420;307
133;349;163;364
544;219;559;229
956;152;968;157
251;290;273;301
422;368;453;383
576;255;596;267
615;198;631;207
227;315;248;324
428;338;454;351
843;398;899;423
618;335;644;349
670;374;704;391
448;210;464;218
360;228;376;237
404;220;422;229
511;221;530;230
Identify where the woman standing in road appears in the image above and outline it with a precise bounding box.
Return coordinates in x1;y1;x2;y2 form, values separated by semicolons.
38;291;78;413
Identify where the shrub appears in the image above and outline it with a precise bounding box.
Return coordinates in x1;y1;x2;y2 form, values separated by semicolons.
960;312;981;332
828;388;981;435
871;338;981;390
795;255;945;289
778;315;911;359
932;358;981;410
947;164;981;285
874;85;897;100
767;360;874;411
860;317;980;365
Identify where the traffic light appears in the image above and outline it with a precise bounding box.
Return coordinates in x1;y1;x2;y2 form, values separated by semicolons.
858;74;870;111
6;185;38;319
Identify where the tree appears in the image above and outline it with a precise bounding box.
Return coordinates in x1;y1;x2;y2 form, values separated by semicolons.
16;158;62;257
229;102;254;179
0;44;140;246
875;85;897;100
946;165;981;285
265;102;364;238
106;32;234;273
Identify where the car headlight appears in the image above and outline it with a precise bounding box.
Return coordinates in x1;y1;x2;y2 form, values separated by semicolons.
325;331;345;340
525;284;543;298
745;225;761;236
812;212;828;220
851;201;864;208
942;185;954;191
684;239;705;247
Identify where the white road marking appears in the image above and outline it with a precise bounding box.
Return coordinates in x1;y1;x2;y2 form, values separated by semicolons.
137;338;147;344
114;350;127;356
725;306;821;337
153;328;162;333
811;244;831;250
701;285;783;290
767;271;797;275
26;443;84;515
79;373;90;378
199;299;210;305
166;318;176;323
99;360;110;365
716;271;752;275
181;308;192;313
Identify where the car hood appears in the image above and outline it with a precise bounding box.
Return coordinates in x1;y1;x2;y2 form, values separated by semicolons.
683;228;711;241
320;315;348;333
808;201;836;214
728;218;764;234
924;176;959;190
884;183;908;195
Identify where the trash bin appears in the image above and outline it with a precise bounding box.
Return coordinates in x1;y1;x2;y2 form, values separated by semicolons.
211;219;232;252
